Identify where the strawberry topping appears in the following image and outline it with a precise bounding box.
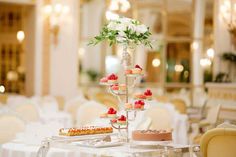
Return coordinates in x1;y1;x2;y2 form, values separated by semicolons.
107;73;118;80
144;89;152;96
118;115;126;121
135;100;145;106
135;64;142;70
107;107;117;114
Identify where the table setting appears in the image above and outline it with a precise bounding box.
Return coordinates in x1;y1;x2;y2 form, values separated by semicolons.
1;16;198;157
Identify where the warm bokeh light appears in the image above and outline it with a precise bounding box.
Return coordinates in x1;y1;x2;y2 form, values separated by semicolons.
43;4;52;15
175;64;184;72
207;48;215;58
0;85;5;93
191;41;199;50
200;58;212;67
17;30;25;42
152;58;161;67
54;3;62;14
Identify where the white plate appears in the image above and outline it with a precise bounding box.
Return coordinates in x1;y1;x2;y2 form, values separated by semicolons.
71;140;125;148
51;133;118;142
131;140;172;146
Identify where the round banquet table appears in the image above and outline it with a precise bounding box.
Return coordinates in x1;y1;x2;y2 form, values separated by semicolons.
1;141;173;157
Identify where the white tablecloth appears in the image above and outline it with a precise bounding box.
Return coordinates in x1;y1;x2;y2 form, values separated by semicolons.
1;142;167;157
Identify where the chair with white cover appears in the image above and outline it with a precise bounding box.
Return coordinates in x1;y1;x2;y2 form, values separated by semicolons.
0;114;25;144
13;104;40;123
76;101;106;127
170;98;187;114
64;96;88;124
199;104;221;129
144;106;172;130
190;104;221;144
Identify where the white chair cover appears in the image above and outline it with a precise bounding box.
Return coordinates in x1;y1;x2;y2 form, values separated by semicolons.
64;95;88;123
76;101;106;127
144;106;172;130
0;114;25;144
13;104;40;122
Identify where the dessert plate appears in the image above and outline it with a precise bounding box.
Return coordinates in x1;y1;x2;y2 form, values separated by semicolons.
71;140;124;148
51;133;118;142
131;140;172;146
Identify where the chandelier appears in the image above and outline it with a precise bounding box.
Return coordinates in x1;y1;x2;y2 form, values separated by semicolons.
220;0;236;35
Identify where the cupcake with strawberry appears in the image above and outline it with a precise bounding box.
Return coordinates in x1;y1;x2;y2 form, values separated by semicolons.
107;73;118;84
144;89;152;100
100;77;108;84
107;107;117;118
134;100;145;110
111;84;119;90
132;64;142;74
117;115;127;125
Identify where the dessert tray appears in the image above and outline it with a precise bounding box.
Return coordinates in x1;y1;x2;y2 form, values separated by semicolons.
71;139;124;148
131;140;172;146
51;133;118;142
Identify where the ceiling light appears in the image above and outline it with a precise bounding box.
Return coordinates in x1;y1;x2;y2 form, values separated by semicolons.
152;58;161;67
0;85;5;93
17;30;25;43
206;48;215;58
175;64;184;72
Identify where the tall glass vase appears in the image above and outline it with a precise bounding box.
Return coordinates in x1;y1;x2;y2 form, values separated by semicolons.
121;45;132;69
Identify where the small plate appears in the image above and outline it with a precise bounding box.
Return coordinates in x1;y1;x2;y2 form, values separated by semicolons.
71;140;125;148
52;133;118;142
131;140;172;146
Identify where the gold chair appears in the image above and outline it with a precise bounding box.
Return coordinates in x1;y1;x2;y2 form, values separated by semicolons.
0;94;8;104
95;92;119;110
170;98;187;114
200;128;236;157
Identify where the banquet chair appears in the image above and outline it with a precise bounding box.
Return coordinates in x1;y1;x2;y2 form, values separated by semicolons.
190;104;221;144
55;96;65;111
144;107;172;130
13;104;40;122
200;128;236;157
76;101;106;127
198;104;221;129
0;114;25;144
0;94;8;104
170;98;187;114
95;92;119;110
155;95;169;103
65;96;88;124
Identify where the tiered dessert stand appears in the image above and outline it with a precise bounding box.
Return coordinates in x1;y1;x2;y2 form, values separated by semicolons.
100;48;150;142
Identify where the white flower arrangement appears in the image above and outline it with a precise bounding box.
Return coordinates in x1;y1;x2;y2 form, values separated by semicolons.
89;17;152;48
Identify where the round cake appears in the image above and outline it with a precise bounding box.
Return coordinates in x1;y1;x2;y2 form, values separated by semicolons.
132;130;172;141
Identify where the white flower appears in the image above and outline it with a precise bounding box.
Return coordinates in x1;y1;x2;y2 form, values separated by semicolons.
107;21;117;31
116;36;126;42
118;31;126;37
115;23;127;31
135;24;148;34
118;17;132;24
127;24;136;32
